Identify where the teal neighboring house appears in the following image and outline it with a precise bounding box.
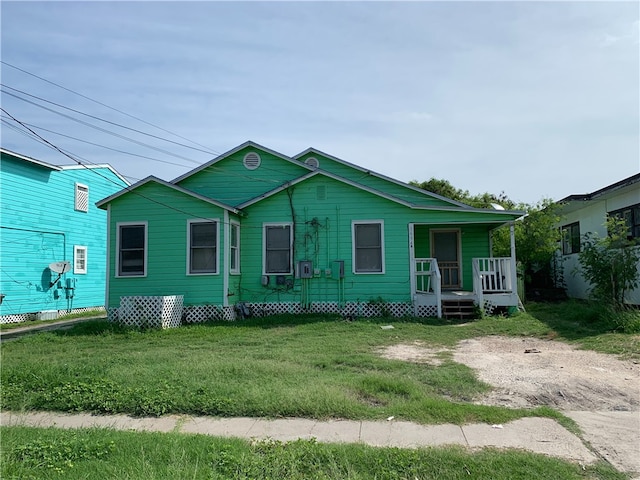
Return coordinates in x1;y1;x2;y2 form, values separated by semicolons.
0;148;128;323
97;141;524;324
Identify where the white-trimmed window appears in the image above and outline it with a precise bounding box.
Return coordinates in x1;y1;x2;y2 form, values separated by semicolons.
117;222;147;277
74;246;87;274
263;223;293;274
352;221;385;274
230;222;240;274
188;220;218;275
75;183;89;212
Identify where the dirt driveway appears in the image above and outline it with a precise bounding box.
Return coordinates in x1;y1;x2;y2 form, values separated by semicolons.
381;336;640;475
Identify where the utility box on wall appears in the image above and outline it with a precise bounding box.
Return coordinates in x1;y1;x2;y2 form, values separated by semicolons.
298;261;313;279
331;260;345;279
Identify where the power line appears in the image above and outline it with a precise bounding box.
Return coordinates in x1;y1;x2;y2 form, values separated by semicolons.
1;115;196;169
1;60;220;155
2;90;204;164
1;108;257;229
2;84;218;156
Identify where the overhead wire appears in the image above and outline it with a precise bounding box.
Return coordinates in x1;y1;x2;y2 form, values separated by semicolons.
1;84;217;156
1;108;273;230
0;115;197;169
2;90;204;164
1;60;220;155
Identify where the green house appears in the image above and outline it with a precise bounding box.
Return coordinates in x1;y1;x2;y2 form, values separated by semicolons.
97;141;523;324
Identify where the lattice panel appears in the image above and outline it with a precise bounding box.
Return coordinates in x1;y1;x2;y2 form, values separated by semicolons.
482;300;497;316
415;304;439;318
59;307;106;318
222;306;235;321
116;295;184;329
183;305;223;323
247;302;304;317
309;302;340;314
0;313;33;324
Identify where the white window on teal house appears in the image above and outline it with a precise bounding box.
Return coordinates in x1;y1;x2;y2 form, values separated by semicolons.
117;222;147;277
75;183;89;212
188;220;218;275
74;245;87;274
561;222;580;255
352;220;385;274
263;223;292;274
230;222;240;274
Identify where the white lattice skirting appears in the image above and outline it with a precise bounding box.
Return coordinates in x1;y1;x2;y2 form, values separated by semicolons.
109;295;184;329
240;301;420;319
0;306;106;325
107;299;443;327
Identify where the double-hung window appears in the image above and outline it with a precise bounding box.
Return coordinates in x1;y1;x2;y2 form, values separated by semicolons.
188;220;218;274
561;222;581;255
117;223;147;276
230;222;240;274
263;223;292;274
74;246;87;274
352;221;385;273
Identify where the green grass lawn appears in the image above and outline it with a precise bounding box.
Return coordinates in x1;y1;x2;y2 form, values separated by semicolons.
0;426;625;480
2;301;637;479
2;301;637;424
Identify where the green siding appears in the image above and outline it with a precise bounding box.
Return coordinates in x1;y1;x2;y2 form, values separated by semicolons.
107;182;227;308
238;175;418;305
176;146;309;207
413;224;492;291
296;151;459;208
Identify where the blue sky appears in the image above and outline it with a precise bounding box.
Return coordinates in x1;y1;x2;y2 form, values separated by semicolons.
1;1;638;205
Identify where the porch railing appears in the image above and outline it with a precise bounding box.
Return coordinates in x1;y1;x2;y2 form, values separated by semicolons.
414;258;442;317
472;258;514;307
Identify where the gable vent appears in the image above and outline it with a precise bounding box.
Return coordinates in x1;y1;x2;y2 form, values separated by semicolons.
305;157;319;169
243;152;261;170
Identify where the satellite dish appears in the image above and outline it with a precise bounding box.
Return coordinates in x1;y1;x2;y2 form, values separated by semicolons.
49;261;71;274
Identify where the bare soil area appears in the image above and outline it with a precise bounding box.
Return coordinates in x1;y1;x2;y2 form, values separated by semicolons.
381;336;640;411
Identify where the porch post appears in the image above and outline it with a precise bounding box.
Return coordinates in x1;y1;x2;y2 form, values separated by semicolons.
509;222;517;293
408;223;417;316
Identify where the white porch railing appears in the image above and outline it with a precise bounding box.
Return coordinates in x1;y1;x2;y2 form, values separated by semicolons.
414;258;442;317
472;257;514;307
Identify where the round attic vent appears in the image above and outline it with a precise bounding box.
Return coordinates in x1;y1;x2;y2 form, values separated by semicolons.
305;157;319;169
243;152;261;170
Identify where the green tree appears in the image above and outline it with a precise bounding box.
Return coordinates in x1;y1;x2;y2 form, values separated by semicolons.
577;216;640;308
410;178;515;209
412;178;561;284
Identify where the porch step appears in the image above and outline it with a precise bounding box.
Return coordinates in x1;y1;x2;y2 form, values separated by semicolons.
441;299;478;320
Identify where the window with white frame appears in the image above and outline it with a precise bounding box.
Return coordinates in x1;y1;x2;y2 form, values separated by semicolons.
188;220;218;274
75;183;89;212
264;223;292;274
74;246;87;274
117;223;147;277
352;221;384;273
230;222;240;274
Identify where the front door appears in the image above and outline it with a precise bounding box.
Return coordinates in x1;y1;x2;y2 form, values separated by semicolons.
431;230;461;289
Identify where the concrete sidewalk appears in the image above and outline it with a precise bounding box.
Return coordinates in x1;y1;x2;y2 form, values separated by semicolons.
0;316;104;341
1;411;597;465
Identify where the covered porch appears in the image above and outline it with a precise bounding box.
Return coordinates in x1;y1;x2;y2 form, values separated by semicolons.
409;222;520;318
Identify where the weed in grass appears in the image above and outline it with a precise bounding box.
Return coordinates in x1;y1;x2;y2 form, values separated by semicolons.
9;429;115;475
2;304;638;422
2;426;627;480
